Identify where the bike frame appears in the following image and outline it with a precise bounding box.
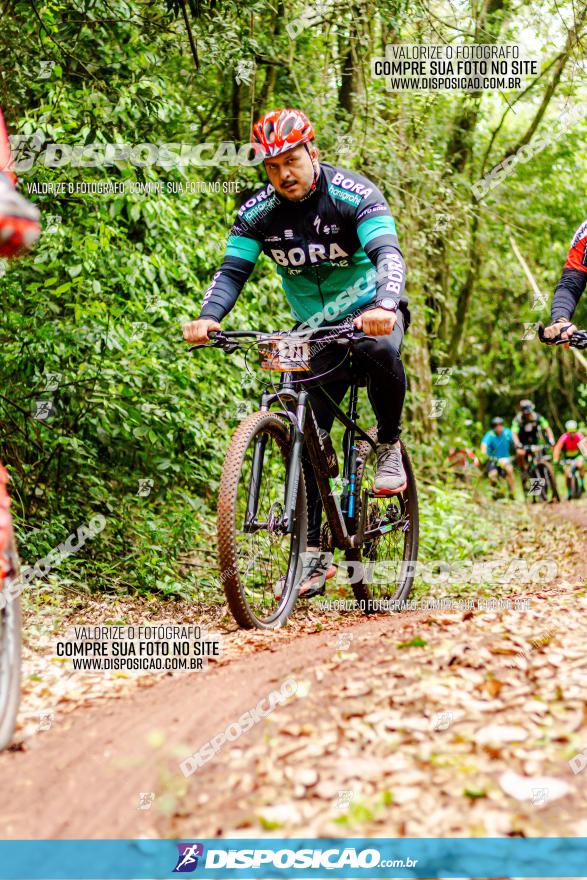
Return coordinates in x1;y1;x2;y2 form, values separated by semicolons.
487;457;511;478
524;445;550;470
248;371;379;551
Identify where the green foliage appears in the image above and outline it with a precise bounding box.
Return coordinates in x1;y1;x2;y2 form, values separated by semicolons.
0;0;585;599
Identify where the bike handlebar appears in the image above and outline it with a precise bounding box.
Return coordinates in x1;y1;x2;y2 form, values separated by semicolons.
538;321;587;349
187;323;371;353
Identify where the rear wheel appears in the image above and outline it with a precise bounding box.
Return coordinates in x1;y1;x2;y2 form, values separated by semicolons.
217;411;307;629
345;429;419;614
0;535;22;751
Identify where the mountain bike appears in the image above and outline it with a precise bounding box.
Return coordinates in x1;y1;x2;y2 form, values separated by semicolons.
0;465;21;750
520;445;559;503
190;325;419;629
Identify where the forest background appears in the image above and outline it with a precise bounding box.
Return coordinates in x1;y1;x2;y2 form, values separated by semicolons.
0;0;585;600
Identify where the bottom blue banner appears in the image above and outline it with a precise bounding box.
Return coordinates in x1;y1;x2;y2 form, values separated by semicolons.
0;837;586;879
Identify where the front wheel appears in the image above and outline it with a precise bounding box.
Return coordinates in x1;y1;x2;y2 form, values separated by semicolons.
536;462;559;503
217;411;307;629
0;535;22;751
570;467;582;500
345;429;419;614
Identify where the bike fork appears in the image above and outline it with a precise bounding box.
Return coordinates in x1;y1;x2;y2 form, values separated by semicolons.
245;433;268;529
283;390;308;534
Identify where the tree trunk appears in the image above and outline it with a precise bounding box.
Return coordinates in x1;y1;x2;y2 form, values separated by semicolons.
447;208;480;362
338;38;356;116
230;78;241;142
427;0;508;348
405;300;434;439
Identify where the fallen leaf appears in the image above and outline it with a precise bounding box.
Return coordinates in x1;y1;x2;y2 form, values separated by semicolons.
499;770;570;802
476;724;528;744
397;637;427;649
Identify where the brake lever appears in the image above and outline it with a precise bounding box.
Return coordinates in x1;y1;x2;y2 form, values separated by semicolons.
187;330;226;353
537;320;574;346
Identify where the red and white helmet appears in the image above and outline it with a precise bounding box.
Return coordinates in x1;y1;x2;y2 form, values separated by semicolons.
252;108;315;159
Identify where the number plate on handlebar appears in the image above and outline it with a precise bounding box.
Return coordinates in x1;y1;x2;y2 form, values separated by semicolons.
259;338;311;372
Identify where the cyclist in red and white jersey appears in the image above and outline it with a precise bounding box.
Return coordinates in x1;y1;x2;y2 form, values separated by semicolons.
0;109;40;574
0;108;40;258
543;221;587;343
553;420;585;498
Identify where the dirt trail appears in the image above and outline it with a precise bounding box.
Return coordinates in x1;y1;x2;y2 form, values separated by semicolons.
0;503;586;839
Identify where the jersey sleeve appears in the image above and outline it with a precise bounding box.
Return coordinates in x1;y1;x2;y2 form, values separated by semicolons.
551;221;587;321
353;183;407;308
198;214;262;322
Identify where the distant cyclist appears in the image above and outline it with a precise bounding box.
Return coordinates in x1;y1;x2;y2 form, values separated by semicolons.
543;221;586;344
553;420;585;498
447;439;480;484
512;400;555;472
481;417;516;498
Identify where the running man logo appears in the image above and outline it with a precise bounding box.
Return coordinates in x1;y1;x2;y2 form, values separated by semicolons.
528;477;545;496
173;843;205;873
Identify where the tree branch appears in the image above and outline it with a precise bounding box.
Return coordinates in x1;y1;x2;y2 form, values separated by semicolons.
180;0;199;70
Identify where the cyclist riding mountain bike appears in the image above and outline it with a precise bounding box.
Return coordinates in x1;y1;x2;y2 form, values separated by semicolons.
553;419;586;498
0;109;40;258
480;417;516;497
0;107;40;749
543;220;587;344
0;107;40;572
447;440;480;483
183;108;410;593
512;400;555;472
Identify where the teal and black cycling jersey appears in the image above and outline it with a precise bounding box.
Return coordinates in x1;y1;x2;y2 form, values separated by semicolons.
198;163;407;326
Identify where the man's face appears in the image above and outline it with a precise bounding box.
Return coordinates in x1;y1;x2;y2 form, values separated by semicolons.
495;424;503;435
264;144;318;201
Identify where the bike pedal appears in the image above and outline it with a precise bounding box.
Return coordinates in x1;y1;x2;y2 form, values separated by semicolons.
369;487;406;497
299;584;326;599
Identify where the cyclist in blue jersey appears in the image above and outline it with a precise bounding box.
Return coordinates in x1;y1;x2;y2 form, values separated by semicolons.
480;417;516;497
183;109;410;591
